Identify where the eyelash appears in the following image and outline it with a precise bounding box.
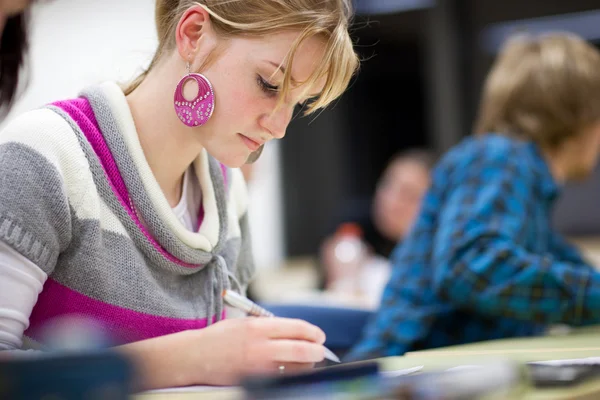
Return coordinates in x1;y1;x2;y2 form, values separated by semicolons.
257;75;279;97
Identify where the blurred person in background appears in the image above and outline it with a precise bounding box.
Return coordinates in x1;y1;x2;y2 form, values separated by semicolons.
320;149;434;308
0;0;36;115
347;32;600;362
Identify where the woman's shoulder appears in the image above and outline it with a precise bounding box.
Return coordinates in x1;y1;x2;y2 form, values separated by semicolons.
1;107;72;143
0;106;90;172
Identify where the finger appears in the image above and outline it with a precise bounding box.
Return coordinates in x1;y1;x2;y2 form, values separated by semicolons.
262;318;326;344
268;339;326;363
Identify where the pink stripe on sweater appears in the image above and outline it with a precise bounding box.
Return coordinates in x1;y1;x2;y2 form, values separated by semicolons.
220;163;227;187
26;279;223;344
52;99;201;268
55;99;131;207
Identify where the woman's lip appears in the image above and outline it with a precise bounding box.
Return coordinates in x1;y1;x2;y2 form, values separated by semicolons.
239;133;261;151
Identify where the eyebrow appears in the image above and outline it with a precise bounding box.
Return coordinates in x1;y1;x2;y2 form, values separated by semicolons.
265;60;322;99
266;61;296;83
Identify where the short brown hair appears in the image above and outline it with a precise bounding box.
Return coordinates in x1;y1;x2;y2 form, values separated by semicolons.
474;33;600;148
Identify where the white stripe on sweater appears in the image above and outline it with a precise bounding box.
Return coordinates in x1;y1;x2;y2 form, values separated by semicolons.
0;109;129;238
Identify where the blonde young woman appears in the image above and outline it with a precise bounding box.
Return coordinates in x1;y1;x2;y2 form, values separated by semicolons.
0;0;359;389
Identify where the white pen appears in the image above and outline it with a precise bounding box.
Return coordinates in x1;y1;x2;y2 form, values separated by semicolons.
222;289;341;363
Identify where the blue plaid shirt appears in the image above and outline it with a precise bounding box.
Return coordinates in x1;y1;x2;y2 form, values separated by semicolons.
347;133;600;361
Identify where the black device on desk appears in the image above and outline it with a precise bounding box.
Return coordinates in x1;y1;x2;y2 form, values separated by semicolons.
0;350;132;400
242;362;382;399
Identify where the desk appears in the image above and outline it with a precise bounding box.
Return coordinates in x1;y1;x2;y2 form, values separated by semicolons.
134;325;600;399
379;325;600;399
135;390;240;400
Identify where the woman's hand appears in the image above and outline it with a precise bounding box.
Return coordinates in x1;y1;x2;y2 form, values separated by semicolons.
191;317;326;385
119;317;326;389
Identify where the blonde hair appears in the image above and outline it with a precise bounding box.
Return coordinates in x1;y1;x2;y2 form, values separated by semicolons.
125;0;359;114
474;32;600;148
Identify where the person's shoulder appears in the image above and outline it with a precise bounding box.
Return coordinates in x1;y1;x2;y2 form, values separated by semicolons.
0;107;77;149
0;107;87;172
448;133;526;161
436;133;532;175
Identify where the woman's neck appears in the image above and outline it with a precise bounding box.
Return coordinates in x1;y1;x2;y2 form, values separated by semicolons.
126;61;204;207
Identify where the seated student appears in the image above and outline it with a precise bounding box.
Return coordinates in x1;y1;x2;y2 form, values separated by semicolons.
0;0;359;389
320;149;434;306
346;32;600;361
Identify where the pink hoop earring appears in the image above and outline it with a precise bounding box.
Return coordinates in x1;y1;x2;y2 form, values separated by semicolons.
174;62;215;127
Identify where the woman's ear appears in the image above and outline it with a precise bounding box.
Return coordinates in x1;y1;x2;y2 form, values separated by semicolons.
175;4;218;66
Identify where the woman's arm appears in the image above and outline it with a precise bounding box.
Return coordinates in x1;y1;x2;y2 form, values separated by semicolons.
118;317;327;390
0;241;47;351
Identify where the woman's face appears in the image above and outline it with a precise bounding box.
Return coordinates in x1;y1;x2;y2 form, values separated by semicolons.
186;31;326;168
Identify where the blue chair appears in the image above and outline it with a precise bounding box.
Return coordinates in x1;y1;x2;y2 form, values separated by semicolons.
259;304;373;357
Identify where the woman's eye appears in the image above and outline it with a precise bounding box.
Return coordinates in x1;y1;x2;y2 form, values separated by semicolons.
258;75;279;96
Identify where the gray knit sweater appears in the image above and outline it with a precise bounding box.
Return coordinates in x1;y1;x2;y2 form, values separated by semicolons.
0;82;254;347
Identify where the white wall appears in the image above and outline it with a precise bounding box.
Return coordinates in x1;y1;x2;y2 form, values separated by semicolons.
8;0;285;270
6;0;157;121
246;142;286;270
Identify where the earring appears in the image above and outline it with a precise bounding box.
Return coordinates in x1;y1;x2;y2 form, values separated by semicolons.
245;145;264;164
173;61;215;127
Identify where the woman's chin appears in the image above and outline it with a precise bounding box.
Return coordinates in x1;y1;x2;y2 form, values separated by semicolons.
215;154;248;169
